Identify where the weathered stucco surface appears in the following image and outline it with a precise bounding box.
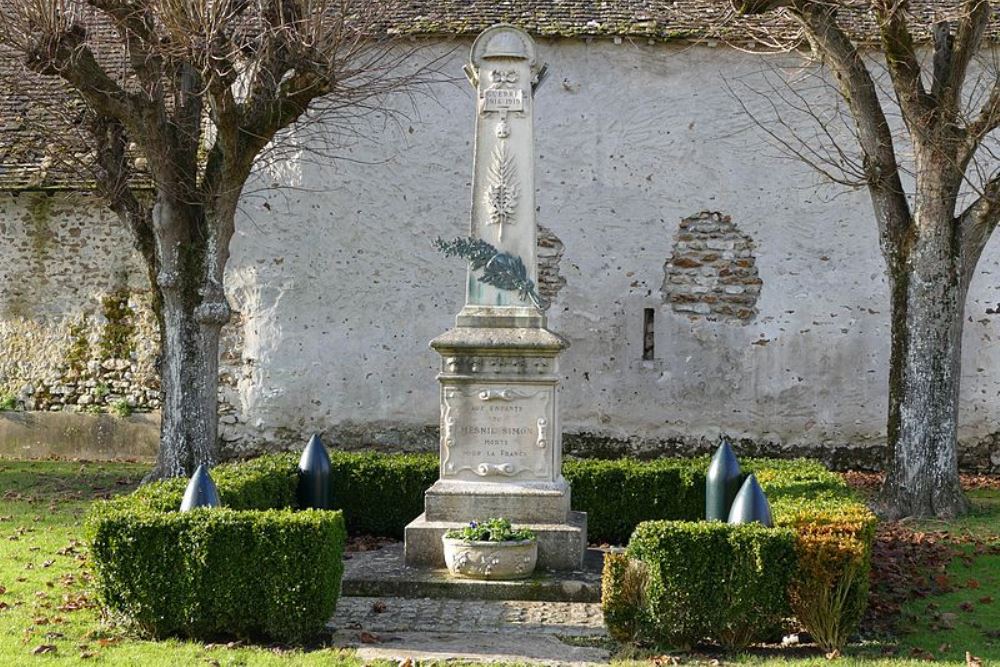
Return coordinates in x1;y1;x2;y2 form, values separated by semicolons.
1;42;999;469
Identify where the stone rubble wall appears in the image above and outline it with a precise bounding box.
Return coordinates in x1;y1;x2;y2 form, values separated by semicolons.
537;224;567;303
0;193;160;415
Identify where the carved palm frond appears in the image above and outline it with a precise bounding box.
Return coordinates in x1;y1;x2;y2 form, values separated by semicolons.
434;236;548;310
486;143;518;232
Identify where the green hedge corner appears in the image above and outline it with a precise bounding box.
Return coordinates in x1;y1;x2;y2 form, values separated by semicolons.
86;456;345;643
627;520;796;650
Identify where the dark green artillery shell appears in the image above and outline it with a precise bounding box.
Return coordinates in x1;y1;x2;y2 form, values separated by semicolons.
180;464;221;511
298;433;333;509
706;440;742;521
727;473;773;527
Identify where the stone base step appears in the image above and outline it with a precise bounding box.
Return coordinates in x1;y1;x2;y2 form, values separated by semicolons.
405;511;588;571
341;543;604;603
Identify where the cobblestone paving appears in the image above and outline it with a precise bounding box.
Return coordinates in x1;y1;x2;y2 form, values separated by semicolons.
331;597;607;637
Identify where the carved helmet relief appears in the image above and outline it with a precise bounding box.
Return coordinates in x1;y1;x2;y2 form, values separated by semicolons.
482;31;530;60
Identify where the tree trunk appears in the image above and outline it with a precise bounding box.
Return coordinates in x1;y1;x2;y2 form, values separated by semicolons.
151;298;222;477
146;196;230;479
881;205;969;519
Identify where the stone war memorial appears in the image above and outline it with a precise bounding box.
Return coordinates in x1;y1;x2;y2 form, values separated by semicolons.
6;3;1000;665
405;24;587;572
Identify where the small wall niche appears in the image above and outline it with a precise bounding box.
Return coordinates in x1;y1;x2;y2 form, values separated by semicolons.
642;307;655;360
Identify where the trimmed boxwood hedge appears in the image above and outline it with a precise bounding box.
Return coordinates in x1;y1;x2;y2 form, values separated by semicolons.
121;451;856;545
116;453;301;512
565;457;708;544
626;521;797;650
86;457;345;643
88;448;873;651
325;451;438;538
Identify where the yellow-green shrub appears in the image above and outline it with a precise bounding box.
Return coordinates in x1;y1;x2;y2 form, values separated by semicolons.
780;505;877;654
601;551;649;643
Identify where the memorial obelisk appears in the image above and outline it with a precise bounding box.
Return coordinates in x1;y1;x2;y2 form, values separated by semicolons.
404;25;586;571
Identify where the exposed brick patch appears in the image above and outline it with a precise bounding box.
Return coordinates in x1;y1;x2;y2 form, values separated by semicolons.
661;211;761;322
537;224;567;303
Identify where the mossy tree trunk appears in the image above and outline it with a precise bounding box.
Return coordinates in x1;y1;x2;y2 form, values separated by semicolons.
148;195;233;477
883;177;969;518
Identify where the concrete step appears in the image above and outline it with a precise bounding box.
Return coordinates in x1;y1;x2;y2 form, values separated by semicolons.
329;596;609;665
341;543;605;603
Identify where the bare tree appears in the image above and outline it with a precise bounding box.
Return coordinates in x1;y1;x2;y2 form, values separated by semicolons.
0;0;434;478
732;0;1000;518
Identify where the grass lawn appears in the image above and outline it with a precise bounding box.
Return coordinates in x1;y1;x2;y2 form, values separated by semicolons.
0;458;996;666
0;460;361;665
894;488;1000;663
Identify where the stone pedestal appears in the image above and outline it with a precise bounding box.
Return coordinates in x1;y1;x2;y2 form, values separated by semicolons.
404;25;586;571
405;326;586;571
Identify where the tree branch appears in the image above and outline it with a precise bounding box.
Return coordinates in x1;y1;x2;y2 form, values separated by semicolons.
931;1;990;116
957;172;1000;289
86;0;162;90
87;113;161;313
25;23;135;120
240;70;329;167
738;1;914;256
802;15;913;256
872;0;934;134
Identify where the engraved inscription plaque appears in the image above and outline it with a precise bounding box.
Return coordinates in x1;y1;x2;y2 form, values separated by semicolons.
441;384;553;481
482;87;524;112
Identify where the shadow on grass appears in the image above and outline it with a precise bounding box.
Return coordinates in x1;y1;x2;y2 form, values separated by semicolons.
0;459;145;501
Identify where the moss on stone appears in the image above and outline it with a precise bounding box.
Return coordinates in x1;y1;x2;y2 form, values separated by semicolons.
26;194;53;259
0;392;17;411
64;316;90;374
98;290;136;360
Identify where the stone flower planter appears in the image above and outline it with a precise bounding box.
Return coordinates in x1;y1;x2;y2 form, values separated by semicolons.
442;536;538;580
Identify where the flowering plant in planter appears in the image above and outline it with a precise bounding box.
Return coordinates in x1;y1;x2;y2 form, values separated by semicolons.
442;518;538;579
444;518;536;543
